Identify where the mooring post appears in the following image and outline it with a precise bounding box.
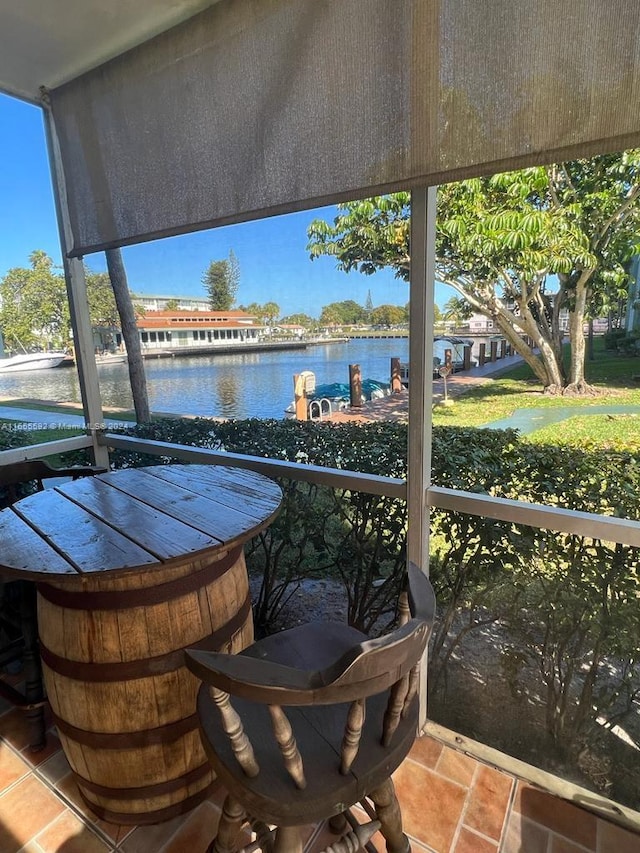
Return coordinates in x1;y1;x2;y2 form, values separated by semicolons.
463;344;471;371
490;340;498;362
478;343;486;366
349;363;363;407
390;357;402;393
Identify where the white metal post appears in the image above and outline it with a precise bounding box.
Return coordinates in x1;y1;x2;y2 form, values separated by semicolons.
41;98;109;468
407;186;437;729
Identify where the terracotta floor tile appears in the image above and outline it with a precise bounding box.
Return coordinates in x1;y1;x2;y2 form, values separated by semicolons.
454;826;498;853
119;810;201;853
0;708;33;752
462;765;513;841
436;747;477;788
20;732;61;768
36;750;71;786
15;840;42;853
0;742;30;789
409;735;444;769
597;818;640;853
514;784;597;850
551;835;592;853
54;771;90;813
34;808;112;852
393;759;467;852
0;774;66;852
501;813;549;853
160;801;220;853
53;771;132;845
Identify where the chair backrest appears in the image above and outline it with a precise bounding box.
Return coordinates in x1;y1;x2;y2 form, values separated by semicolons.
186;563;435;786
0;459;108;505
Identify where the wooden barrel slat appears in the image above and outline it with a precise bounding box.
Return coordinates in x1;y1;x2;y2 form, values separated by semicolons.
38;546;253;821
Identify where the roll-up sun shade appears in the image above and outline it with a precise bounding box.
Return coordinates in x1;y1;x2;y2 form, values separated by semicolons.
48;0;640;257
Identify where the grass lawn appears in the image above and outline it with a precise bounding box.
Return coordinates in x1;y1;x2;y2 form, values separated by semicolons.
525;413;640;450
433;338;640;448
0;399;136;420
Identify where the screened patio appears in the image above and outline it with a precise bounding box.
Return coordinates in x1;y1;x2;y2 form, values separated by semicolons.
0;1;639;851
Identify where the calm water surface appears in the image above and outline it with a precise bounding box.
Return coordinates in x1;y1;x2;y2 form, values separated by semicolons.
1;339;410;420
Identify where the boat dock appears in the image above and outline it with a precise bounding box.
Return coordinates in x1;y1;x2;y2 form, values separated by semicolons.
327;351;525;424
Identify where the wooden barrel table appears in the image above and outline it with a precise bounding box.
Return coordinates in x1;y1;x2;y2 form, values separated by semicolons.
0;463;281;824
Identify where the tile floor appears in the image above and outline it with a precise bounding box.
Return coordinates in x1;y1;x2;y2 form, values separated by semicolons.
0;705;637;853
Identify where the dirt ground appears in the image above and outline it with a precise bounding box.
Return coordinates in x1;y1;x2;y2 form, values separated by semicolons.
255;574;640;811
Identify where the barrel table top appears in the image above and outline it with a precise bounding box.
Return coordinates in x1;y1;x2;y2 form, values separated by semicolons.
0;463;282;581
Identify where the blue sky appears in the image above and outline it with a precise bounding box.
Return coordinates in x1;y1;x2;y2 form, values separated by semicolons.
0;93;451;317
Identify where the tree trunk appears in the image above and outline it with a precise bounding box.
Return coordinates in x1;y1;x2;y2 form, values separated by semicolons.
105;248;151;423
492;314;564;389
566;272;597;395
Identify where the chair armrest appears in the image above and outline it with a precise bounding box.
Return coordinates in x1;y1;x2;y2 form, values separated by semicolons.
185;648;318;704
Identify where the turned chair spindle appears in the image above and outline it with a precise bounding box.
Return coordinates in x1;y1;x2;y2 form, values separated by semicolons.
186;563;435;853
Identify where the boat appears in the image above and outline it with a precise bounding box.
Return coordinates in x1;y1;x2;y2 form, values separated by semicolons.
285;378;391;420
0;352;69;373
95;352;128;366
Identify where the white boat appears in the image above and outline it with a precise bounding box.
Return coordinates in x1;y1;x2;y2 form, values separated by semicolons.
0;352;69;373
95;352;128;366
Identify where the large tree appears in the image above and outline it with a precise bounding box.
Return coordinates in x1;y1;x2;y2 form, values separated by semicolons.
203;250;240;311
308;152;640;394
370;304;407;326
0;251;71;351
319;300;368;327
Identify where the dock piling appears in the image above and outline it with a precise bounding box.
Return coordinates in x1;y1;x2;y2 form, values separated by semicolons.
390;358;403;393
349;364;363;408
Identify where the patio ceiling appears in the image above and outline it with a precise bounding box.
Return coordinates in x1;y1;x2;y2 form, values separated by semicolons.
0;0;218;103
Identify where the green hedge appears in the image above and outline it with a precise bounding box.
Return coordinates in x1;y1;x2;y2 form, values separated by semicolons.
4;417;639;801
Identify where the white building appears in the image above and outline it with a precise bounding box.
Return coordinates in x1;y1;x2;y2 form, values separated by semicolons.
132;294;211;313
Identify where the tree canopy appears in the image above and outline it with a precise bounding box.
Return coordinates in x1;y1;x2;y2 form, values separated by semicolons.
0;251;120;352
319;300;368;326
370;304;407;326
239;302;281;325
203;249;240;311
307;151;640;393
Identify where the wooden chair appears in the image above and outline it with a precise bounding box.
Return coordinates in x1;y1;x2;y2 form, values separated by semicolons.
186;562;435;853
0;459;107;750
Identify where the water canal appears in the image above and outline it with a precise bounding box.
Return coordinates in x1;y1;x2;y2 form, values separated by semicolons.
0;338;410;420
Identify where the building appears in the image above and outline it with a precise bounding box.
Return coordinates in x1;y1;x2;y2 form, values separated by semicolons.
136;309;264;354
132;294;211;313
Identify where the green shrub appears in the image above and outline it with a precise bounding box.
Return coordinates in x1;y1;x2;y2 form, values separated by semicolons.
109;417;640;778
603;328;627;350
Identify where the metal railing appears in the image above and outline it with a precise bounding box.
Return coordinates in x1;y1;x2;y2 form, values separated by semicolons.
2;432;638;549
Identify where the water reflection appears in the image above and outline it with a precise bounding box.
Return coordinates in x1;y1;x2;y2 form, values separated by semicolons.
0;339;410;420
215;375;240;419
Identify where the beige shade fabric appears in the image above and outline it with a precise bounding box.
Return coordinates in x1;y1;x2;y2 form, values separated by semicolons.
48;0;640;256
